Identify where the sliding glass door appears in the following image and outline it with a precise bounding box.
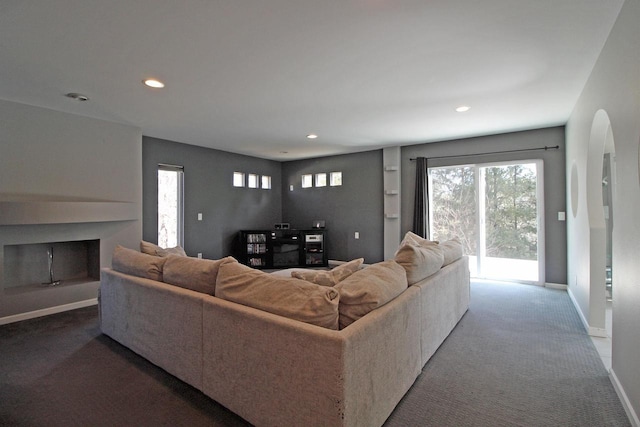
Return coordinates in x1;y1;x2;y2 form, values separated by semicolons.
429;160;544;284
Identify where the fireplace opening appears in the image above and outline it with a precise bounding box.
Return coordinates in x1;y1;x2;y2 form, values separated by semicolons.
3;239;100;293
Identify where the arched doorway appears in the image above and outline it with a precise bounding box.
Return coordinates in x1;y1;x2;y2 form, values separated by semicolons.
586;109;615;339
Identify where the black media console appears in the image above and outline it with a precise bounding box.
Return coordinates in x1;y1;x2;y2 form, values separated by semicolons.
238;229;327;269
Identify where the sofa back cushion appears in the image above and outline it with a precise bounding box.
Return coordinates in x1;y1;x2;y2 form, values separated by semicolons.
439;238;464;266
163;256;236;295
334;260;408;329
290;258;364;286
140;240;187;257
400;231;438;247
216;261;340;330
112;245;166;281
394;242;444;285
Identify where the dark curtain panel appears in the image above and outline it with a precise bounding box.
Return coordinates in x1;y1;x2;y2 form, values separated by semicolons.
412;157;429;238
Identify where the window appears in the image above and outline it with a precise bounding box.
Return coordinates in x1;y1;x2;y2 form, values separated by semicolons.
315;173;327;187
302;174;313;188
158;164;184;248
330;172;342;186
248;173;259;188
262;175;272;189
233;172;245;187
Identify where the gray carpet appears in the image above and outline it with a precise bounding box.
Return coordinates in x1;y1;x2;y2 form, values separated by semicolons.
0;281;630;426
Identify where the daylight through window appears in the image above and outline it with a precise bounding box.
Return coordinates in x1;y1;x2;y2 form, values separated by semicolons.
248;173;259;188
315;173;327;187
158;164;184;248
233;172;245;187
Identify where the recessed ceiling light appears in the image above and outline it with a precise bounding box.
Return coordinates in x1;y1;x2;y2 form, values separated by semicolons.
306;134;318;139
65;92;89;101
455;106;470;112
143;79;165;88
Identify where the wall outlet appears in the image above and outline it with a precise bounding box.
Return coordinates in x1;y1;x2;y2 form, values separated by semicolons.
354;231;360;239
558;211;566;221
197;213;203;221
197;253;203;259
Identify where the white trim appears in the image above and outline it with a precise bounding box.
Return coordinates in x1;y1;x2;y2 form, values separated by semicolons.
588;326;608;338
567;286;609;337
610;369;640;427
429;160;544;284
545;282;568;290
0;298;97;325
568;286;590;333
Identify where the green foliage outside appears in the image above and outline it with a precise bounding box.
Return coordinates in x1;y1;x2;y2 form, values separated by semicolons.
430;164;538;261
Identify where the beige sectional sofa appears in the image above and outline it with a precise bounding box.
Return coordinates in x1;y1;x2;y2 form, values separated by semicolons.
100;238;470;427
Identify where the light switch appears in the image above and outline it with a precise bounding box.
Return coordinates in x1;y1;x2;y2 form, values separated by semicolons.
558;212;566;221
198;213;203;221
354;231;360;239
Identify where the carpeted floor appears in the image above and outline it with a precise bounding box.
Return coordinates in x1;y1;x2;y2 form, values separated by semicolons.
0;281;631;426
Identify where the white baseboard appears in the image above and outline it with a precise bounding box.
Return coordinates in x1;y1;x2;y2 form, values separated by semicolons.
567;286;609;337
610;368;640;427
0;298;98;326
567;286;591;334
588;326;608;337
545;282;567;290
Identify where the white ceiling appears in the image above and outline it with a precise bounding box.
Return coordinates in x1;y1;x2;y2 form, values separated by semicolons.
0;0;625;160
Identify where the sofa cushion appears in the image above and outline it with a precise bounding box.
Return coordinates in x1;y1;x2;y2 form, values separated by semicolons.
112;245;166;281
439;238;463;266
163;255;235;295
216;261;340;330
400;231;438;247
394;242;444;285
334;260;408;329
140;240;187;257
290;258;364;286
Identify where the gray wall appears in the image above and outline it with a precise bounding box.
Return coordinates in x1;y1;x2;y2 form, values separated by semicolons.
281;150;384;263
566;0;640;418
143;137;282;260
401;127;567;284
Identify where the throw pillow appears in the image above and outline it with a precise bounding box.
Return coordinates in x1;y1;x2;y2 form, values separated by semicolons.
216;261;340;330
439;238;464;266
163;255;236;295
394;242;444;285
334;260;408;329
291;258;364;286
140;240;187;257
112;245;166;282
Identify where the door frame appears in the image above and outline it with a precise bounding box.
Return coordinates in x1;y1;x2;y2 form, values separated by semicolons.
429;159;545;285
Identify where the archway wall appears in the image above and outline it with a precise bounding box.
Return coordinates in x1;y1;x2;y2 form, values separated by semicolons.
565;0;640;419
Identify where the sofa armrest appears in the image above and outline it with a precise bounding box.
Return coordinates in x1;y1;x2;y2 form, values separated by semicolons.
201;285;421;427
340;285;422;427
202;297;345;427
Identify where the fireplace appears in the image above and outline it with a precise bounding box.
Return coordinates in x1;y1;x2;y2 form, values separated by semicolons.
0;195;139;322
3;240;100;294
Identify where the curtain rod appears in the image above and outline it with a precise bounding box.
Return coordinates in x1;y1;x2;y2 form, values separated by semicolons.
409;145;559;161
